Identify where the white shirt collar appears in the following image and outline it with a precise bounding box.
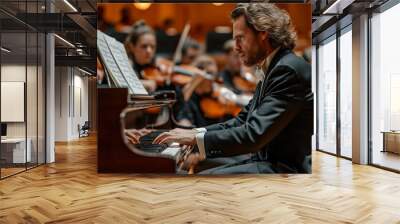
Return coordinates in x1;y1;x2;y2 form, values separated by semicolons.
255;47;281;80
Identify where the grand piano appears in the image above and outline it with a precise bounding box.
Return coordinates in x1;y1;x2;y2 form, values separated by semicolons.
98;88;185;173
97;30;186;173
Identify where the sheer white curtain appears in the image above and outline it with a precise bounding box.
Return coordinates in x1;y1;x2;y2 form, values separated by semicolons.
340;29;352;158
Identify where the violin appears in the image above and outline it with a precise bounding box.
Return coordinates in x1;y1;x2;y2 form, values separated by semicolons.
232;67;257;93
200;97;241;119
178;57;243;119
142;60;211;115
141;58;208;87
232;76;256;93
199;83;242;119
141;58;170;86
142;23;193;87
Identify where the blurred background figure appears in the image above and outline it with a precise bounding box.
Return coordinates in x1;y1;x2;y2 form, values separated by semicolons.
115;6;135;34
179;38;202;65
125;20;157;92
156;18;178;36
220;39;249;94
177;55;226;127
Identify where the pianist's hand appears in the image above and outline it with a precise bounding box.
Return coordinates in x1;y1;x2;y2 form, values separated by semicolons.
125;128;152;144
152;128;197;146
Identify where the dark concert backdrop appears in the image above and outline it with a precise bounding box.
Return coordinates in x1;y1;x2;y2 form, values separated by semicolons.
98;3;311;57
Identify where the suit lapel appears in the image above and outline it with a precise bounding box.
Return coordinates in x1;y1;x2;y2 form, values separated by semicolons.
257;48;292;105
248;81;262;114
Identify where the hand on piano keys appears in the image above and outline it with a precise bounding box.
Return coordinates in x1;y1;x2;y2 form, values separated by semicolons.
124;128;203;174
152;128;198;146
125;128;152;144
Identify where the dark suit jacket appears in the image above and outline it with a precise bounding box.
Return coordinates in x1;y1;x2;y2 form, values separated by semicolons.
203;48;313;173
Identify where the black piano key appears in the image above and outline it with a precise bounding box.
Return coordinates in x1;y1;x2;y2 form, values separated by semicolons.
139;130;169;143
135;130;170;153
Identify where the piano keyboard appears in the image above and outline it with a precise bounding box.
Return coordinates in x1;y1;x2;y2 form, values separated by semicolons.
139;130;168;144
161;143;181;157
134;130;181;158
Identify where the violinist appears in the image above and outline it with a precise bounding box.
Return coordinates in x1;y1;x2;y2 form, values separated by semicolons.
219;39;257;97
219;39;243;94
124;20;158;92
176;55;233;127
179;38;201;66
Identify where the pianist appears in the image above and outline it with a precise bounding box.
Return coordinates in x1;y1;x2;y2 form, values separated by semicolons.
148;3;313;174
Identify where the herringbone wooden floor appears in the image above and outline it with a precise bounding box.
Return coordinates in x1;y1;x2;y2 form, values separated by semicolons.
1;135;400;224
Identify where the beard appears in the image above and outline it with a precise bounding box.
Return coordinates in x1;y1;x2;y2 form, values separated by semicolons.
241;49;267;67
242;57;257;67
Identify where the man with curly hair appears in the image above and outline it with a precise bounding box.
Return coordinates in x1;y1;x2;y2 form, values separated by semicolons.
152;3;313;174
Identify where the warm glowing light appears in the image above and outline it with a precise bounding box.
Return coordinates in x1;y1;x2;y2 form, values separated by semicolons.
212;3;224;6
133;3;152;10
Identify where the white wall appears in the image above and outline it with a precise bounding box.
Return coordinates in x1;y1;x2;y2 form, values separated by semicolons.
72;73;89;138
55;67;89;141
1;65;30;137
55;66;70;141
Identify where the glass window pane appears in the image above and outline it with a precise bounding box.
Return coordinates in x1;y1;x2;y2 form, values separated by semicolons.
1;0;46;179
318;36;337;154
371;4;400;171
1;31;27;177
340;28;352;158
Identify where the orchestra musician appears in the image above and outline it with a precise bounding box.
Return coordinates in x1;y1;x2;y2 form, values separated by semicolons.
124;21;204;91
176;55;232;127
218;39;255;107
123;20;207;127
124;20;159;92
178;38;201;66
219;39;245;94
149;3;314;174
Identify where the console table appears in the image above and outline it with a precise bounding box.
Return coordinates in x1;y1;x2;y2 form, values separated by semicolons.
0;138;32;164
382;131;400;154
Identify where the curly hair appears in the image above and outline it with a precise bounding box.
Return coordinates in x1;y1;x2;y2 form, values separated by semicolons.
231;3;297;50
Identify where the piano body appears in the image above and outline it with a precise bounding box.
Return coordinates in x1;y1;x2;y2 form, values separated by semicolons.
97;30;190;173
97;87;183;173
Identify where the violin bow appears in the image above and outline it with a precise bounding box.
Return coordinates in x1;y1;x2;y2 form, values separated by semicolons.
166;23;191;85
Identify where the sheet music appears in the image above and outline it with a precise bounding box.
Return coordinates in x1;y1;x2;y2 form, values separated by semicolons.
97;30;148;95
97;31;128;90
106;36;148;95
